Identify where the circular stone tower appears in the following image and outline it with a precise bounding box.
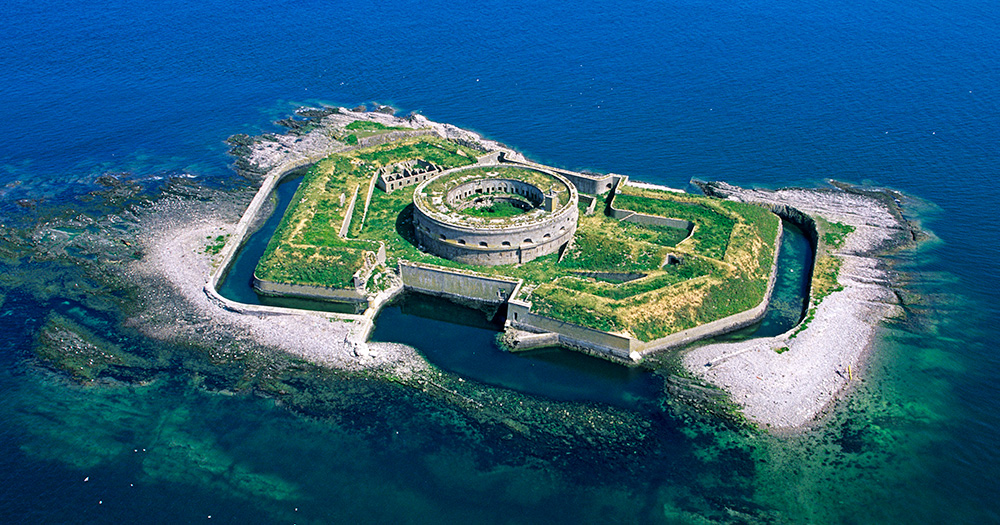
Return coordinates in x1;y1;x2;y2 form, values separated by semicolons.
411;165;579;265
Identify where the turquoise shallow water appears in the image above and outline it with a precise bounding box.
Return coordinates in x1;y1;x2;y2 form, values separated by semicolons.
2;0;999;522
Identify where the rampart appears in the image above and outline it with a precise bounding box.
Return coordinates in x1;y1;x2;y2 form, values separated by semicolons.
251;242;385;303
634;217;783;356
506;216;785;362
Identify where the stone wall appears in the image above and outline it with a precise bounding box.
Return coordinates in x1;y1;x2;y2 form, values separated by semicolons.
609;193;695;232
399;261;521;304
559;171;616;195
339;185;359;238
506;300;636;361
413;212;577;265
445;178;544;208
578;194;598;216
252;275;368;304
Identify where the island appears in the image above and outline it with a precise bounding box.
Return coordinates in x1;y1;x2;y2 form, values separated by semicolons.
143;105;915;430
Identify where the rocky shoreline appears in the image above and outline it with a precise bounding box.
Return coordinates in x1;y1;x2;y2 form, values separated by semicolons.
681;182;917;430
135;105;919;431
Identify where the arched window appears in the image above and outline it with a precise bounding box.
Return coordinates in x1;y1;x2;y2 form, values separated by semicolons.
523;238;533;245
458;239;466;245
502;241;511;247
439;234;446;240
479;241;488;247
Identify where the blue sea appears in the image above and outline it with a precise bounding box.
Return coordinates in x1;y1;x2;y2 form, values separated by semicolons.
2;0;999;522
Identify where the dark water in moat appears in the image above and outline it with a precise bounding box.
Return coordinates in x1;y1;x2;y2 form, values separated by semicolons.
2;0;999;522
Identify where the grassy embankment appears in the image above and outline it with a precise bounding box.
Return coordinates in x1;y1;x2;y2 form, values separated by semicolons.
255;135;480;288
341;120;412;145
260;132;781;341
790;217;855;338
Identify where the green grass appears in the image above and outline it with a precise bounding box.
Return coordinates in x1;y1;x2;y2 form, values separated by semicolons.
559;228;663;272
817;217;855;249
612;192;736;259
356;140;477;169
203;235;228;255
255;139;479;288
345;120;409;131
556;258;714;300
617;220;690;247
459;200;528;218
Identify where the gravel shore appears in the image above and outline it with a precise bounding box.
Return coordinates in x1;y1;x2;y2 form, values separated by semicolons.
129;198;430;378
682;183;914;430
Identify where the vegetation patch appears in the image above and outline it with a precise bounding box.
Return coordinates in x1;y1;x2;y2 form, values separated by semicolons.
203;234;229;255
811;255;843;302
817;217;855;249
528;188;778;341
617;221;690;247
613;189;737;259
457;196;530;218
345;120;409;132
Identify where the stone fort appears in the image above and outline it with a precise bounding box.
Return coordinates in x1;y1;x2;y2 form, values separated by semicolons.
408;164;580;265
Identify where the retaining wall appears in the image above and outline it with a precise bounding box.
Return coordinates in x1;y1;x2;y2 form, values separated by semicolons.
399;261;521;304
506;300;635;361
252;275;368;303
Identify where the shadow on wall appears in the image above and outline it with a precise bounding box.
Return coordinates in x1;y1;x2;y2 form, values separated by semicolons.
394;203;418;246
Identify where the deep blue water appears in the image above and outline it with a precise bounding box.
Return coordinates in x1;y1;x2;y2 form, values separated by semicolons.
2;0;999;522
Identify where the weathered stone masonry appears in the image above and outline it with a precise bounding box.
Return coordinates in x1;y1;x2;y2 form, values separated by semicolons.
412;166;580;266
